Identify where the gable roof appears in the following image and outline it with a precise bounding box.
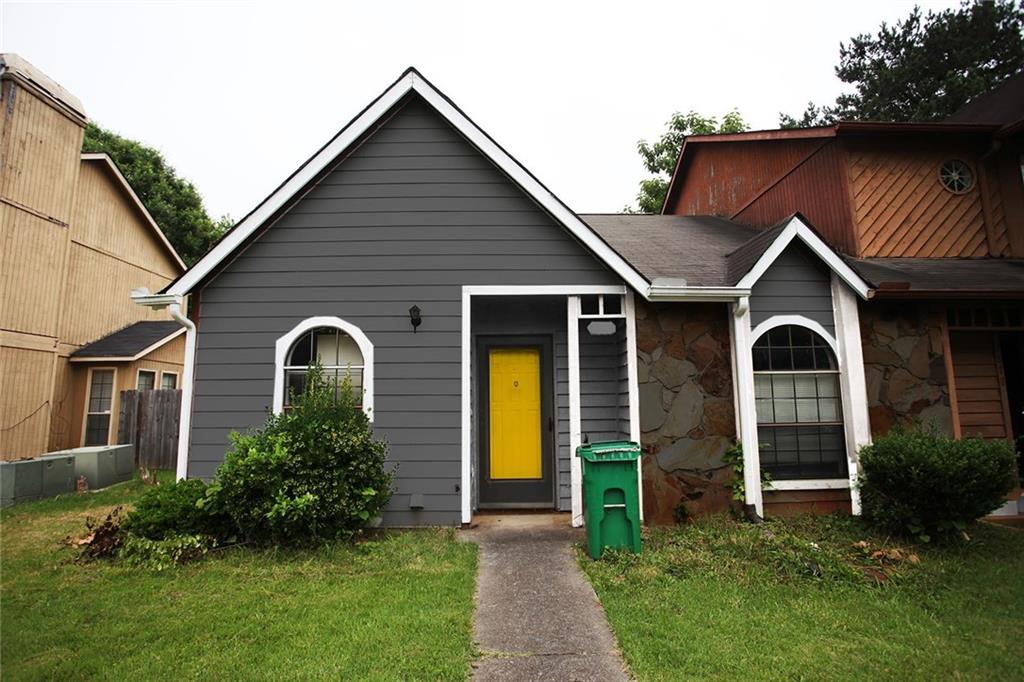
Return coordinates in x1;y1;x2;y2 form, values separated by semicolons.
164;68;649;296
70;321;185;362
580;213;871;300
81;153;186;272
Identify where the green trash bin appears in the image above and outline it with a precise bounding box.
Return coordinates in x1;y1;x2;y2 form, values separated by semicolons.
577;440;642;559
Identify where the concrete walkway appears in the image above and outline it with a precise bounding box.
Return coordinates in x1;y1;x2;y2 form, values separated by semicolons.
462;514;630;681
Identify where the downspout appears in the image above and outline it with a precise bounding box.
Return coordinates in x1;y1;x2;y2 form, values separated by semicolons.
131;289;194;481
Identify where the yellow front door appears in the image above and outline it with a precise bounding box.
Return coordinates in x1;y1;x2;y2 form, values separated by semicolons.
489;348;542;479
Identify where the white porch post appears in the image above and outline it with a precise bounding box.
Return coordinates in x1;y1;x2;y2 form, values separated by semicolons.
730;296;763;517
624;290;643;521
460;288;472;524
831;274;871;515
568;294;584;527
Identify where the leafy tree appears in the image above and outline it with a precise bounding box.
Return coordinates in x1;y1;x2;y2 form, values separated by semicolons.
780;0;1024;127
632;110;747;213
83;123;231;264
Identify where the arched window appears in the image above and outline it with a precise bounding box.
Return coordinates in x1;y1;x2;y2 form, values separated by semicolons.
273;317;374;419
752;324;846;480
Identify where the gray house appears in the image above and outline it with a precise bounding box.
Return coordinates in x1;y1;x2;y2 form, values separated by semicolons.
135;69;876;526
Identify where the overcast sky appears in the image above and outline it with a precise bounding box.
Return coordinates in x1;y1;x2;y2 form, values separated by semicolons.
3;0;961;219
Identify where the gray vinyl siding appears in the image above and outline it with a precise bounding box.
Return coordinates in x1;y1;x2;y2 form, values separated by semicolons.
749;242;835;337
578;319;628;445
190;95;620;526
617;327;631;441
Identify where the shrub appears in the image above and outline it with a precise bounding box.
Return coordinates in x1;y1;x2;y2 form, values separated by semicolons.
123;478;233;541
206;363;392;545
859;429;1018;542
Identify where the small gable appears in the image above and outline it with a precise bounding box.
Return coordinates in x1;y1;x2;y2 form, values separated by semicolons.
749;242;835;336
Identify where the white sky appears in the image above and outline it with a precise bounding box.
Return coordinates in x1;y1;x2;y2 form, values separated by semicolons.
2;0;961;218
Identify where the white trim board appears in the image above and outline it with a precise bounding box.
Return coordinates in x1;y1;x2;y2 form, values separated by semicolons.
164;70;650;297
272;316;375;421
766;479;851;491
735;216;872;300
69;327;187;363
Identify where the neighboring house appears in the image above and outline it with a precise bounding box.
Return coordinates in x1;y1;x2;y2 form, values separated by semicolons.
661;73;1024;518
138;68;891;527
1;54;186;460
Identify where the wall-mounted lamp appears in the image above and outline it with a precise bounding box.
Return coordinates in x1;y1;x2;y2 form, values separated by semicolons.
409;305;422;333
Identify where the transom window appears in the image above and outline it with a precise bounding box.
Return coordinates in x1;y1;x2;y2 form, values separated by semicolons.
753;325;847;480
283;326;365;410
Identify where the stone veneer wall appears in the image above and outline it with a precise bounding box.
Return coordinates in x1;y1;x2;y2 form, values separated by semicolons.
636;301;736;524
860;302;953;437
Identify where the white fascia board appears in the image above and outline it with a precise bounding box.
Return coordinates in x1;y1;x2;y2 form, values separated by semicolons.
735;216;872;300
166;70;650;297
68;326;187;363
646;283;751;301
766;479;851;491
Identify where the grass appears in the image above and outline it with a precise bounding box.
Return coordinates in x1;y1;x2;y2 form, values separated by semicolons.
582;513;1024;681
1;476;478;681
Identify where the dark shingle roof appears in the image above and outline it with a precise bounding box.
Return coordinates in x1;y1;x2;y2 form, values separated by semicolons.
946;70;1024;127
71;321;182;359
724;218;790;285
580;214;758;286
847;258;1024;293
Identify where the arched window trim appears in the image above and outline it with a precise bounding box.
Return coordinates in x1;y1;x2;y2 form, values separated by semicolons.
749;316;849;482
750;315;838;357
273;316;374;421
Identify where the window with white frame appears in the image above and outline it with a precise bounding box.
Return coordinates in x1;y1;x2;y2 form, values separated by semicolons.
84;369;115;446
161;372;178;390
137;370;156;391
283;326;365;410
752;325;847;480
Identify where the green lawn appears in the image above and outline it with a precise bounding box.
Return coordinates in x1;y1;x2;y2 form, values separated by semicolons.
1;477;478;681
583;514;1024;681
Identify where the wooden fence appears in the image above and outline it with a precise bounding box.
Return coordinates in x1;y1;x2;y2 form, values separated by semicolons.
118;389;181;471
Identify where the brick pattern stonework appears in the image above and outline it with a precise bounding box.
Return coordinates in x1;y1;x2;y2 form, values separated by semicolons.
860;303;953;437
636;301;736;524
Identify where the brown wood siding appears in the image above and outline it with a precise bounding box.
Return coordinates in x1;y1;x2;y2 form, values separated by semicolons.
763;488;852;517
993;148;1024;257
0;346;55;458
667;138;856;253
1;208;67;337
733;141;856;253
70;162;180;279
984;162;1012;256
949;330;1012;440
850;140;991;257
0;79;84;224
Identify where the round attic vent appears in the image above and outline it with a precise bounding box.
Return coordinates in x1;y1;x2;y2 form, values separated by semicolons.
939;159;974;194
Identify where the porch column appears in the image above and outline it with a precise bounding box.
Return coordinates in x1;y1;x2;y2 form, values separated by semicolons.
567;294;584;527
831;274;871;515
730;296;763;517
624;290;643;520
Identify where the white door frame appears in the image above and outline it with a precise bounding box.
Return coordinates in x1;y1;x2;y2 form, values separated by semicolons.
460;285;635;525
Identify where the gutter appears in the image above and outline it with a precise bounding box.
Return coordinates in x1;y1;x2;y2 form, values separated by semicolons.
131;288;195;481
646;279;751;302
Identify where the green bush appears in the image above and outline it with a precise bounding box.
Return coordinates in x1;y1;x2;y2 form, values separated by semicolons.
859;429;1018;542
123;478;233;541
206;363;392;545
120;533;213;569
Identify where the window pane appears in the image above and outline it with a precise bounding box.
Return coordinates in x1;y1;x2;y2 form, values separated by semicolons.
754;375;772;398
88;371;114;412
770;349;792;371
793;374;817;398
603;295;622;315
755;398;774;422
816;374;838;397
796;398;820;422
773;398;796;423
771;375;794;398
137;371;156;391
758;424;848;479
814;347;835;370
752;347;770;371
792;347;815;370
161;374;177;390
789;326;813;346
84;414;110;446
818;398;840;422
768;326;790;345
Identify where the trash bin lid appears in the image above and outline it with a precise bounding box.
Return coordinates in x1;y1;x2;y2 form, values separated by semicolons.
576;440;641;461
